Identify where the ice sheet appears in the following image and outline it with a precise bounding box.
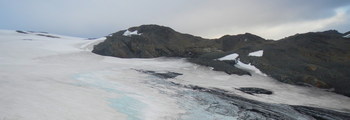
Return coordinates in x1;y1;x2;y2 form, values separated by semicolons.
0;30;183;120
1;30;350;120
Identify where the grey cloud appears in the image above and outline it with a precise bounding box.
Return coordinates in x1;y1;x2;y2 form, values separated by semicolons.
165;0;350;39
0;0;349;39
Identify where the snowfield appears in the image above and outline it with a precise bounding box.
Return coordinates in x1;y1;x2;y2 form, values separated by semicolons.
248;50;263;57
234;60;267;76
218;53;239;61
1;30;350;120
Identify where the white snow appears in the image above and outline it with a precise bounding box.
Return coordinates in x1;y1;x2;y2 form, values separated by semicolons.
0;30;183;120
248;50;264;57
344;34;350;38
1;29;350;120
79;37;106;51
123;30;141;36
218;53;239;61
235;59;267;76
217;53;266;76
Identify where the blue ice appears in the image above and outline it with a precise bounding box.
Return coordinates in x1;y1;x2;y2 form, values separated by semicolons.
72;72;147;120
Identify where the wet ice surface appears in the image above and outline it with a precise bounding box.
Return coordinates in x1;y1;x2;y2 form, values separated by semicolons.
1;30;350;120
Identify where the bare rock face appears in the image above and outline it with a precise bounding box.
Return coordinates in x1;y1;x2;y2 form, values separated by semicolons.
93;25;350;97
237;87;273;95
305;64;317;71
92;25;221;58
240;30;350;96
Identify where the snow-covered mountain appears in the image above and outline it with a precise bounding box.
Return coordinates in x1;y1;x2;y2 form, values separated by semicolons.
1;29;350;120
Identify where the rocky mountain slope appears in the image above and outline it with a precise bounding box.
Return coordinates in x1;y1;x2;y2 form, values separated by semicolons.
239;30;350;97
92;25;350;97
92;25;220;58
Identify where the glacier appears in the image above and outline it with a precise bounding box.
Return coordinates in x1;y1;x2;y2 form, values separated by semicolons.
1;30;350;119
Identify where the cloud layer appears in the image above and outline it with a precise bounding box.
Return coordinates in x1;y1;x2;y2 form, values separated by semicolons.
0;0;349;39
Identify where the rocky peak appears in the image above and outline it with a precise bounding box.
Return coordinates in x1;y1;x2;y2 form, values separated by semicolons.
320;30;341;35
108;25;173;37
129;24;175;34
219;33;265;41
281;30;343;42
218;33;269;52
93;25;219;58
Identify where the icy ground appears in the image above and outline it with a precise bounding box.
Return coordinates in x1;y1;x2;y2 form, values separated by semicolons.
1;30;350;120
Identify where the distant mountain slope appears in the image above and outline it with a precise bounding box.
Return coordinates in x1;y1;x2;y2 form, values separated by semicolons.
238;30;350;97
92;25;220;58
92;25;350;97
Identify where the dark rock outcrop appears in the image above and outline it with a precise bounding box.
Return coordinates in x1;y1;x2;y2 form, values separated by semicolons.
188;58;251;75
92;25;220;58
237;87;273;95
93;25;350;97
134;69;183;79
238;30;350;96
16;30;60;38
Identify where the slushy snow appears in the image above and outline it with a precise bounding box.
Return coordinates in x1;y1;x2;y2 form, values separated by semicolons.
248;50;264;57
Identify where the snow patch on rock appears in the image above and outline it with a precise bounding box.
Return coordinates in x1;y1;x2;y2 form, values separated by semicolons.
217;52;266;76
218;53;239;61
123;30;141;37
248;50;264;57
235;59;267;76
344;34;350;38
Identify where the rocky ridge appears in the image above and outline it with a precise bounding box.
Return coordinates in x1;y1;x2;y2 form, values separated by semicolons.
92;25;350;97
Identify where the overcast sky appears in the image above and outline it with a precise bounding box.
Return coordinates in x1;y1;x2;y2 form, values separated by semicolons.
0;0;349;39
